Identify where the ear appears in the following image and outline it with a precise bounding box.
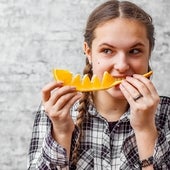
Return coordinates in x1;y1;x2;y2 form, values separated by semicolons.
83;42;92;64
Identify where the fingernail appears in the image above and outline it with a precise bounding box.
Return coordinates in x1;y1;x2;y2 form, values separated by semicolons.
77;92;82;96
57;81;64;85
126;76;131;80
122;79;126;83
70;86;76;90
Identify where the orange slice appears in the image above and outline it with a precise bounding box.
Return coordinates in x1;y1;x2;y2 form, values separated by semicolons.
53;69;153;92
102;72;115;87
143;71;153;78
53;69;72;85
91;75;101;88
71;74;81;87
81;75;92;89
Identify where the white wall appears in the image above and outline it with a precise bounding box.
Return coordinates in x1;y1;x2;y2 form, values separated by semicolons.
0;0;169;169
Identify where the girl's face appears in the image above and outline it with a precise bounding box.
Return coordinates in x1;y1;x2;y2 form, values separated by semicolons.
84;18;150;99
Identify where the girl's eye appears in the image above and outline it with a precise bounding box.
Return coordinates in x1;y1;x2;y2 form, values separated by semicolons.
129;48;141;54
103;49;112;54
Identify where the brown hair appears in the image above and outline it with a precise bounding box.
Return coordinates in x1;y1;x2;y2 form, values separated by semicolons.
84;0;155;52
71;0;155;166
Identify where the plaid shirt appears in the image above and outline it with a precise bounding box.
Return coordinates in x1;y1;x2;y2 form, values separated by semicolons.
28;96;170;170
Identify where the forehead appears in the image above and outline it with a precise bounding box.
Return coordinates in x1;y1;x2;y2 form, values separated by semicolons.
93;18;148;48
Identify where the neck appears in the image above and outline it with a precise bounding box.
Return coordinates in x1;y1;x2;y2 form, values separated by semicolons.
93;91;129;122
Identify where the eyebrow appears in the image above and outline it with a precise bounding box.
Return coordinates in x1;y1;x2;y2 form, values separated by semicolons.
99;42;145;48
131;42;145;48
99;43;115;48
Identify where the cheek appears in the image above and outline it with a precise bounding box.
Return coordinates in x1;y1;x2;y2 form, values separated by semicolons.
92;60;108;79
93;58;108;70
93;57;110;67
130;59;149;72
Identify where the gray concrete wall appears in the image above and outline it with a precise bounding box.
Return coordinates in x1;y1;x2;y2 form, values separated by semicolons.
0;0;169;169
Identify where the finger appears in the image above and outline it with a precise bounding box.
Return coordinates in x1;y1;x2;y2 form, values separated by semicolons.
46;92;82;120
121;79;141;99
50;86;77;105
133;74;158;95
125;76;151;97
53;91;79;110
55;92;82;114
119;83;136;105
42;81;63;103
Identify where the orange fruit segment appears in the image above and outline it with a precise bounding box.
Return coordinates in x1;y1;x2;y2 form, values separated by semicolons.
53;69;153;92
81;74;92;90
101;72;115;87
143;71;153;78
71;74;81;87
91;75;101;89
53;69;72;85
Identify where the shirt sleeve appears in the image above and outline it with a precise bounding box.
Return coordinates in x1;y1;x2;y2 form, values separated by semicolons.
153;129;170;169
120;97;170;169
153;96;170;169
120;130;170;169
120;133;141;169
27;105;69;170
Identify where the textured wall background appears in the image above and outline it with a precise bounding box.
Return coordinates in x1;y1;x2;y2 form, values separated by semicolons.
0;0;169;169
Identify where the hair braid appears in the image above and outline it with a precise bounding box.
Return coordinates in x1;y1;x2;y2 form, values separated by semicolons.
71;58;93;167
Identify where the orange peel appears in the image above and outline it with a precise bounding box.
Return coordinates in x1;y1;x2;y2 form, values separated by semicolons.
53;69;153;92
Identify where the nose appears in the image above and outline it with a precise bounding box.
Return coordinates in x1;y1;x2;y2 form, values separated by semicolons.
114;52;129;73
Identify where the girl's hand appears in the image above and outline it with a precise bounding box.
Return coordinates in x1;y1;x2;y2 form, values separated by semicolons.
120;74;160;132
42;81;82;135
